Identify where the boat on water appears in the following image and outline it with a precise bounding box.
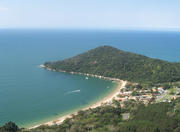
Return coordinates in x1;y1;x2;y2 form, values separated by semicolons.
85;77;88;80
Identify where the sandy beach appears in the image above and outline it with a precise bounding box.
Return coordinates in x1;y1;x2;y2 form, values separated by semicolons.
30;80;126;129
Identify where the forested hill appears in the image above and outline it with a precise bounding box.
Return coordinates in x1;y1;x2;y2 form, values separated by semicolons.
44;46;180;83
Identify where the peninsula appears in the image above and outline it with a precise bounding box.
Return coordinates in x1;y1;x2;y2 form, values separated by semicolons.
2;46;180;132
43;45;180;84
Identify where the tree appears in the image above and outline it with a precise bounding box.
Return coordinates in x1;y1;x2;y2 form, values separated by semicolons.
112;99;121;108
2;121;18;132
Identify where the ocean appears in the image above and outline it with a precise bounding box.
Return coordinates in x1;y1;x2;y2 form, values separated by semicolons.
0;29;180;127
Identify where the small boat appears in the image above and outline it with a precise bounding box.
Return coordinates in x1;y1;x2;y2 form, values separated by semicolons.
85;77;88;80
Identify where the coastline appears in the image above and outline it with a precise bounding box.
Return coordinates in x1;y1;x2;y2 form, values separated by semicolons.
39;64;122;82
29;65;126;129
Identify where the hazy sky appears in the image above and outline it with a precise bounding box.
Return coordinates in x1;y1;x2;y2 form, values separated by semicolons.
0;0;180;29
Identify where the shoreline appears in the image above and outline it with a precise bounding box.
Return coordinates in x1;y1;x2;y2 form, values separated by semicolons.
39;64;122;82
29;65;127;129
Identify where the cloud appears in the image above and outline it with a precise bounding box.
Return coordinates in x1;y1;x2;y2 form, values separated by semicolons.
0;7;9;11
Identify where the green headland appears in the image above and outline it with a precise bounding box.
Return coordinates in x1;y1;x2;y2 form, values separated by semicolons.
2;46;180;132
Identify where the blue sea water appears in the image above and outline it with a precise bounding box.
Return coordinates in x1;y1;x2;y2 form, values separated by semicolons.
0;29;180;127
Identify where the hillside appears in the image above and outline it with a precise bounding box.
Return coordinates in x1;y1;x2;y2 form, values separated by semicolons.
2;98;180;132
44;46;180;83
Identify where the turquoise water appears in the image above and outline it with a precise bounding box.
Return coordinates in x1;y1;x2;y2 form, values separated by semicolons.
0;29;180;127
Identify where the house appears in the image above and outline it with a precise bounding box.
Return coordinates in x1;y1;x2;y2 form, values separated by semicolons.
122;113;130;120
158;87;165;94
152;88;157;92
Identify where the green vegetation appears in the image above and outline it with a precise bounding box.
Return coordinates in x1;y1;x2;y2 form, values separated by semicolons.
44;46;180;84
0;122;19;132
157;87;180;102
3;46;180;132
2;98;180;132
131;91;140;96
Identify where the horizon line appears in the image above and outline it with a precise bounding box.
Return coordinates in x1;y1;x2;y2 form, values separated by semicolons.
0;27;180;32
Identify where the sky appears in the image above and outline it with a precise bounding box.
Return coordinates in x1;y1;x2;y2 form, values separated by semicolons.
0;0;180;30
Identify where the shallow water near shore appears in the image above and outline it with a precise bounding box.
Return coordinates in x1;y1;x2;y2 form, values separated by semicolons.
0;29;180;127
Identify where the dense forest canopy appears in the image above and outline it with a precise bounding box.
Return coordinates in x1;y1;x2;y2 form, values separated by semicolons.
44;46;180;84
